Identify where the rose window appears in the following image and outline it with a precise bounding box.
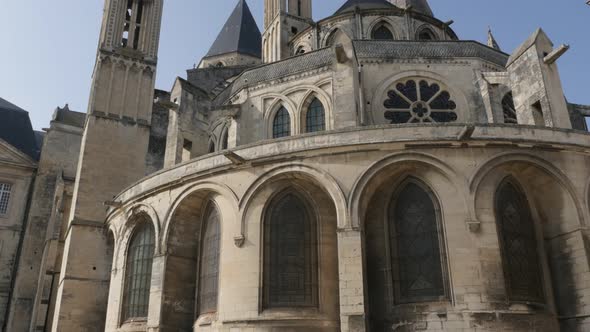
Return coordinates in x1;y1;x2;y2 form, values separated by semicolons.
384;80;458;124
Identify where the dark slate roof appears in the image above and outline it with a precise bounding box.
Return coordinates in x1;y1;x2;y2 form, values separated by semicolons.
205;0;262;59
353;40;509;66
335;0;394;14
215;48;334;105
34;131;46;151
0;97;40;160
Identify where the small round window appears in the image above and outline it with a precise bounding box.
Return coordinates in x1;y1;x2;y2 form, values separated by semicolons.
383;79;458;124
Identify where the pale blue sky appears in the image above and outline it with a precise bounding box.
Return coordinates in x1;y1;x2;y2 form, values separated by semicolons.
0;0;588;130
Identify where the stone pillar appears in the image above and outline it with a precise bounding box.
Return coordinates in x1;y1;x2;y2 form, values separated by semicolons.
337;229;367;332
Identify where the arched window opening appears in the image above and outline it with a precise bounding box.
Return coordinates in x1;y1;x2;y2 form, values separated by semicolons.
221;129;229;150
372;24;394;40
502;92;518;124
123;221;155;321
306;98;326;133
384;79;458;124
121;0;144;49
495;178;544;303
198;203;221;315
215;62;225;68
264;191;318;308
208;140;216;153
388;179;447;303
295;46;306;55
417;28;436;41
272;107;291;138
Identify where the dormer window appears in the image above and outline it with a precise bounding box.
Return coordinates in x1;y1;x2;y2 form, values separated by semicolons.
121;0;144;49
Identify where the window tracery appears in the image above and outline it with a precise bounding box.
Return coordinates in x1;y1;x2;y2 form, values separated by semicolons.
123;221;155;321
384;79;458;124
272;107;291;138
264;191;318;308
388;179;447;303
495;178;544;303
306;98;326;133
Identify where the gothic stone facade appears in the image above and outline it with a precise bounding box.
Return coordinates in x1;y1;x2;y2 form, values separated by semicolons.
4;0;590;331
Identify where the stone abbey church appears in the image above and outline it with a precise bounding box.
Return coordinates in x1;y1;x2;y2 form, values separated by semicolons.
2;0;590;331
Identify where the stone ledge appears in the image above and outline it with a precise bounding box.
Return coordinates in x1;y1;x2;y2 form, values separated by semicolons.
109;124;590;211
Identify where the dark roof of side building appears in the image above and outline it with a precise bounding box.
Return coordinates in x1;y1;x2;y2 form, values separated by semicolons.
0;97;40;160
335;0;394;14
205;0;262;59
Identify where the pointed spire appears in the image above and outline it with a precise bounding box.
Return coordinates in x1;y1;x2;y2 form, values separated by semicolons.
390;0;434;17
205;0;262;59
487;26;501;51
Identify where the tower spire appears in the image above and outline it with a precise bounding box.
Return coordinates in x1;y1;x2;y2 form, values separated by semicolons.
390;0;434;16
487;26;501;51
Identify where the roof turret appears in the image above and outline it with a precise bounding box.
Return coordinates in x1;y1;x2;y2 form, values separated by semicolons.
487;27;501;51
205;0;262;59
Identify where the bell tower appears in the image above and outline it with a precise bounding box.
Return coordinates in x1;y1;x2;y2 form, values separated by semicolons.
263;0;313;63
50;0;164;331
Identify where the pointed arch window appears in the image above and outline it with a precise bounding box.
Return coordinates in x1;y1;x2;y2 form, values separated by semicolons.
495;178;544;303
417;27;436;41
198;203;221;315
372;24;394;40
388;179;448;303
123;221;155;321
264;191;318;308
306;98;326;133
272;107;291;138
502;92;518;124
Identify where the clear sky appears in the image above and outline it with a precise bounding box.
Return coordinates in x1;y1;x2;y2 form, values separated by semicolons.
0;0;588;130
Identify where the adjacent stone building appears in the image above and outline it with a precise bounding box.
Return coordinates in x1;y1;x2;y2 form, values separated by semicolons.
3;0;590;331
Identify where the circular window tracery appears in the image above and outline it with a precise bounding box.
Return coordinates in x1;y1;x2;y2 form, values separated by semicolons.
383;79;458;124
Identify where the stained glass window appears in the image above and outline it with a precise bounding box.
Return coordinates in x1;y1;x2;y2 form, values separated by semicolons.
495;179;544;303
0;183;12;215
384;79;457;124
502;92;518;124
198;204;221;315
306;98;326;133
264;192;317;308
273;107;291;138
123;221;155;321
372;25;394;40
389;179;446;303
